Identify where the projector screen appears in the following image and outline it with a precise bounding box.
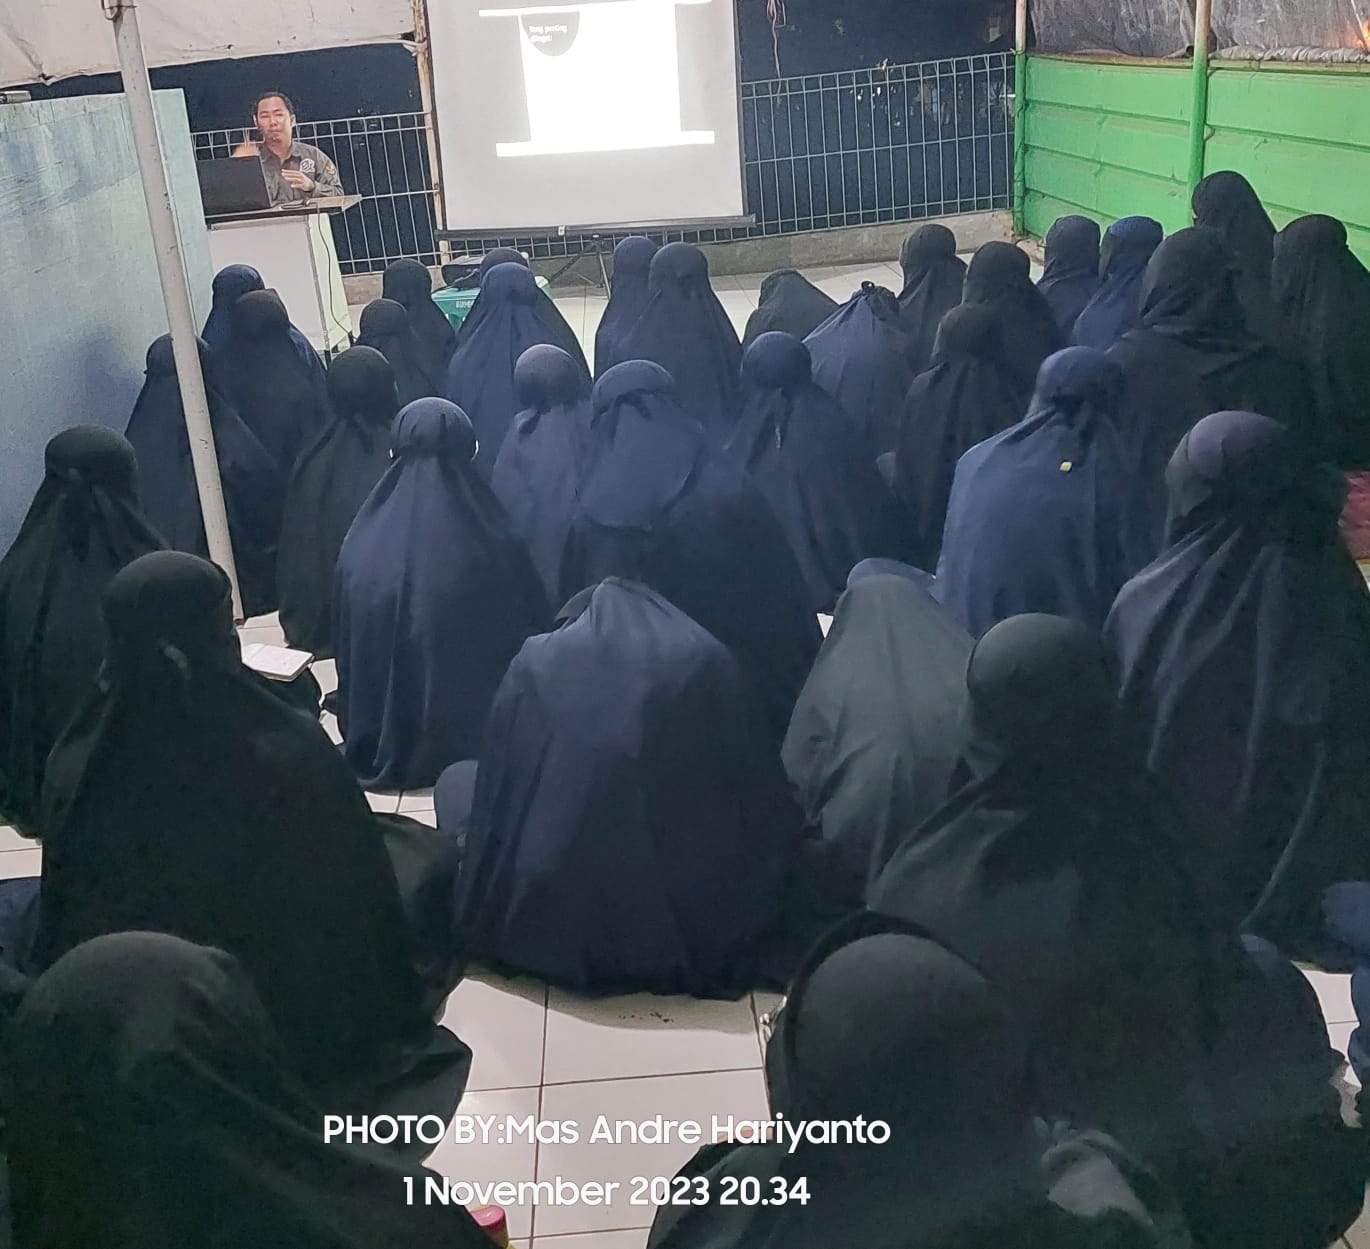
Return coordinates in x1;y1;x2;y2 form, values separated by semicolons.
426;0;746;231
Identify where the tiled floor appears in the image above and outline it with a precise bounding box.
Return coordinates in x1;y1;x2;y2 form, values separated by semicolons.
12;256;1362;1246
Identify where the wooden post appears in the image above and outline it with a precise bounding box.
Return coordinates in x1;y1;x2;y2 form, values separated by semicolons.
1013;0;1029;236
411;0;451;265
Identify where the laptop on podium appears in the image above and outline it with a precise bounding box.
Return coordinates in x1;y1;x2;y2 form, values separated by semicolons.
197;156;272;215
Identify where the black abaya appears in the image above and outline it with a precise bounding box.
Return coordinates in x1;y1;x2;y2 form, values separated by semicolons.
35;552;470;1112
0;428;163;836
781;573;972;905
649;913;1195;1249
201;263;325;384
8;932;491;1249
211;289;331;476
892;304;1029;569
124;334;284;616
897;223;967;372
382;258;458;376
277;346;398;656
1038;215;1102;337
741;269;838;349
357;298;446;406
725;331;899;612
1191;170;1284;343
595;235;659;372
1273;214;1370;467
962;240;1064;394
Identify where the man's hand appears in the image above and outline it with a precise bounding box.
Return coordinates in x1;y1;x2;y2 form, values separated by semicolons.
281;169;315;194
232;141;260;158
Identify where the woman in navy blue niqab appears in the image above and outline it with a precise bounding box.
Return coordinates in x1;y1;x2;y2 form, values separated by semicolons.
594;235;659;373
1192;170;1284;344
441;577;799;997
334;399;549;790
125;334;284;616
804;282;914;454
1106;410;1370;952
616;242;743;437
936;347;1149;638
444;262;589;475
892;305;1029;571
381;258;458;377
357;298;445;407
212;290;331;476
201;264;324;383
1273;214;1370;468
962;241;1063;396
726;332;899;612
896;224;967;373
1037;216;1101;337
492;344;592;604
1072;217;1164;349
563;361;821;743
277;347;398;657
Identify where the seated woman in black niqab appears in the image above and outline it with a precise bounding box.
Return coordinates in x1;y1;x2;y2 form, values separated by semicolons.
870;614;1364;1249
277;346;399;657
1037;215;1102;337
440;577;802;997
725;331;899;613
961;240;1064;395
1108;228;1319;548
1273;214;1370;468
896;222;967;371
35;551;471;1114
741;269;837;351
492;344;593;604
1191;170;1285;343
125;334;284;616
596;235;660;370
562;361;821;745
382;257;458;375
0;427;163;836
335;399;549;790
211;289;331;476
616;242;743;438
8;932;494;1249
649;911;1196;1249
357;297;446;406
891;303;1029;570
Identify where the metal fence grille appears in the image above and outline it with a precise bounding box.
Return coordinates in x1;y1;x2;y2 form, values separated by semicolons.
192;52;1012;273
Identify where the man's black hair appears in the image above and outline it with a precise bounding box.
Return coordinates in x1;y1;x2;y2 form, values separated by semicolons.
254;91;296;118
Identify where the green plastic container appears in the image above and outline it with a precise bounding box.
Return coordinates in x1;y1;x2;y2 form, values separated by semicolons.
431;276;550;331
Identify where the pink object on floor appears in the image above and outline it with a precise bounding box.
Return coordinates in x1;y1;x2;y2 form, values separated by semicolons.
1341;471;1370;561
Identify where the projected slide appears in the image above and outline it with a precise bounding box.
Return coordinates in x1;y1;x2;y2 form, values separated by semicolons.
479;0;715;158
428;0;745;230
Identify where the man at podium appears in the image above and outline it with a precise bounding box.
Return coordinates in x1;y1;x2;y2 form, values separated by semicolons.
233;91;344;206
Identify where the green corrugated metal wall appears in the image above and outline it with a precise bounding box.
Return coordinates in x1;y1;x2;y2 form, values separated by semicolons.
1021;54;1370;266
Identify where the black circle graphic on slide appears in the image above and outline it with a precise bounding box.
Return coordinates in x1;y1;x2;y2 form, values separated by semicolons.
521;13;581;55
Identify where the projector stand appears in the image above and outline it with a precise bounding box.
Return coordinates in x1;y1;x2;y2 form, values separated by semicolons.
546;234;613;292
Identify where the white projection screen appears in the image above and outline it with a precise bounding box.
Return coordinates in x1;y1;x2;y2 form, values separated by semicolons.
426;0;746;230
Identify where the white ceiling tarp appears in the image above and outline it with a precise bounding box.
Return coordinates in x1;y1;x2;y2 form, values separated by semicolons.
0;0;415;87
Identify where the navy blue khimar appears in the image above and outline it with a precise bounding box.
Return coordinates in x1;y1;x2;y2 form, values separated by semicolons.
335;398;549;790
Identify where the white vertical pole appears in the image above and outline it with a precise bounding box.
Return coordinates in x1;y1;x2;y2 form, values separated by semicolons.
104;0;243;619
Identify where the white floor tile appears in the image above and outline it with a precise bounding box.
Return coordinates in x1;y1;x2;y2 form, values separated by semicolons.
751;992;783;1062
817;613;833;637
1343;1186;1370;1249
1305;968;1356;1027
399;789;435;813
366;791;401;814
543;991;761;1086
311;658;338;698
1329;1022;1362;1089
534;1070;768;1235
0;825;32;853
424;1086;541;1242
407;807;438;828
321;712;343;746
533;1230;649;1249
715;290;757;338
440;974;547;1092
0;848;41;880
